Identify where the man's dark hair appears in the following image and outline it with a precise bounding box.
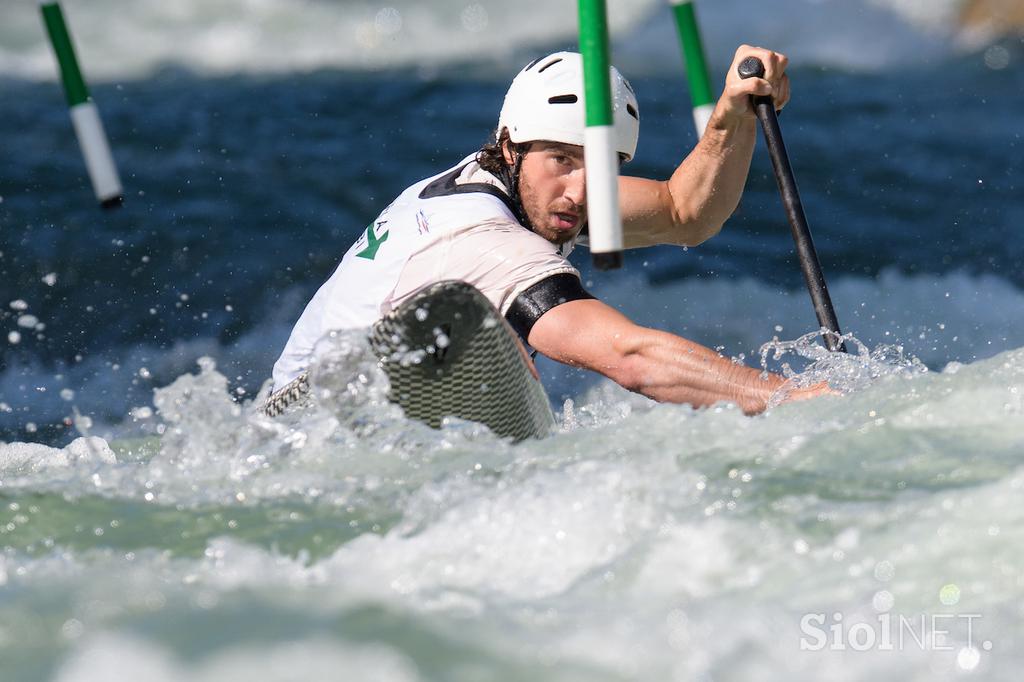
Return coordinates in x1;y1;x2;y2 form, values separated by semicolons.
476;128;529;176
476;128;531;226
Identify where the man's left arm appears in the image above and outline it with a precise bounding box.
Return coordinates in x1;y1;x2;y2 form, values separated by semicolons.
619;45;790;249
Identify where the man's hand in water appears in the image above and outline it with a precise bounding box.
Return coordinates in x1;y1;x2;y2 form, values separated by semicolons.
772;379;839;407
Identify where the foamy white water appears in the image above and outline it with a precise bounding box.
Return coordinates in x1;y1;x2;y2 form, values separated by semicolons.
4;269;1024;440
2;336;1023;680
0;0;981;82
1;0;654;81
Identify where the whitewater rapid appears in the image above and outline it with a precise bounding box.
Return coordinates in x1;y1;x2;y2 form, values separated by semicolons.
2;337;1023;680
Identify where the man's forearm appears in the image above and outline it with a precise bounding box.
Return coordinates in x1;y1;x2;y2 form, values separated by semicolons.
664;113;757;246
612;326;783;414
530;300;790;416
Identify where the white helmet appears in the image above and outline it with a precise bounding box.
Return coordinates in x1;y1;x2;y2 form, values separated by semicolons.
497;51;640;162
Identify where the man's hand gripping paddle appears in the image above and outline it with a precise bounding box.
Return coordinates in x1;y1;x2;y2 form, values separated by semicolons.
738;56;847;353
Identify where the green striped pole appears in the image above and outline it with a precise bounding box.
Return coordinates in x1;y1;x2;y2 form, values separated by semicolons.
41;1;123;209
578;0;622;270
669;0;715;138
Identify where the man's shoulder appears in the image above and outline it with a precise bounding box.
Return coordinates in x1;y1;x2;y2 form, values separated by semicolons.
417;155;507;198
403;154;518;226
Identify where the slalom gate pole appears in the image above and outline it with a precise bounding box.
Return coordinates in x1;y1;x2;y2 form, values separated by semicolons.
40;1;124;209
737;57;847;352
669;0;715;138
578;0;623;270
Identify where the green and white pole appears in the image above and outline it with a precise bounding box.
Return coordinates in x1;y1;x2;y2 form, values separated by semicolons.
669;0;715;138
578;0;622;270
41;1;123;209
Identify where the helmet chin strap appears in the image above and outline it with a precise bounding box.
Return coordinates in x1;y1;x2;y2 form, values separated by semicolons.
498;142;532;231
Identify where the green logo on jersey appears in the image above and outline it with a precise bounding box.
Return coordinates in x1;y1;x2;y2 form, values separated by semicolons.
356;220;390;260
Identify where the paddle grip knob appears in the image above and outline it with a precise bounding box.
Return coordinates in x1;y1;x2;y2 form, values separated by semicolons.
737;56;765;80
737;56;775;114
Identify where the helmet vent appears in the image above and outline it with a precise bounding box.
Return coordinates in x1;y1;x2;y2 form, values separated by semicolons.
537;57;563;73
626;103;639;119
548;94;578;105
523;57;543;71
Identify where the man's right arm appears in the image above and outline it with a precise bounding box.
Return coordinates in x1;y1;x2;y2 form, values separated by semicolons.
617;45;791;250
527;297;824;414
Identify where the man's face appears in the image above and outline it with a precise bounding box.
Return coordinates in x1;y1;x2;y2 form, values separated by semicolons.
505;141;586;245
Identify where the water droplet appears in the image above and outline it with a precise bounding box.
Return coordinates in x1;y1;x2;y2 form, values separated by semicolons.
130;406;154;420
874;560;895;582
461;4;488;32
872;590;894;612
939;583;960;606
957;646;981;671
61;619;84;640
984;45;1010;70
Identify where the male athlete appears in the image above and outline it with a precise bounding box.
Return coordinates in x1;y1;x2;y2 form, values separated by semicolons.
271;45;828;415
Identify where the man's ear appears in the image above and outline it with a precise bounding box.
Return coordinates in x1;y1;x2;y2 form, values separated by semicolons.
501;138;515;166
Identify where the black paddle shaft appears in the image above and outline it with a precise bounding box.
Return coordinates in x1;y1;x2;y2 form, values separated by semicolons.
738;56;847;353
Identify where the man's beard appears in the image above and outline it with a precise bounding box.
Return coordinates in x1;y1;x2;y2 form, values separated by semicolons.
517;174;584;246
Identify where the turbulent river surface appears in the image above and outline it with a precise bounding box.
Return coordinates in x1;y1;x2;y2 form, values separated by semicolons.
2;0;1024;679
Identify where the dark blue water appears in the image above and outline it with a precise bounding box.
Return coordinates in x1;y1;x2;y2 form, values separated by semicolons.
2;41;1023;443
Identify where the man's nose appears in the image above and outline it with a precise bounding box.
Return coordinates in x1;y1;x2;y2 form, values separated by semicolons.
564;168;586;207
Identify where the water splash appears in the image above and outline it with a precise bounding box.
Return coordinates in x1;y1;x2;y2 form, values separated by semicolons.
760;330;929;407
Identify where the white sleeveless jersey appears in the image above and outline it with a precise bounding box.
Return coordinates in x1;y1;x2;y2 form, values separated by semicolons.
272;154;580;389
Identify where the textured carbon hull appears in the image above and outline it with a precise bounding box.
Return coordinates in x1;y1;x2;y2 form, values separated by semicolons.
369;281;554;441
263;281;554;441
